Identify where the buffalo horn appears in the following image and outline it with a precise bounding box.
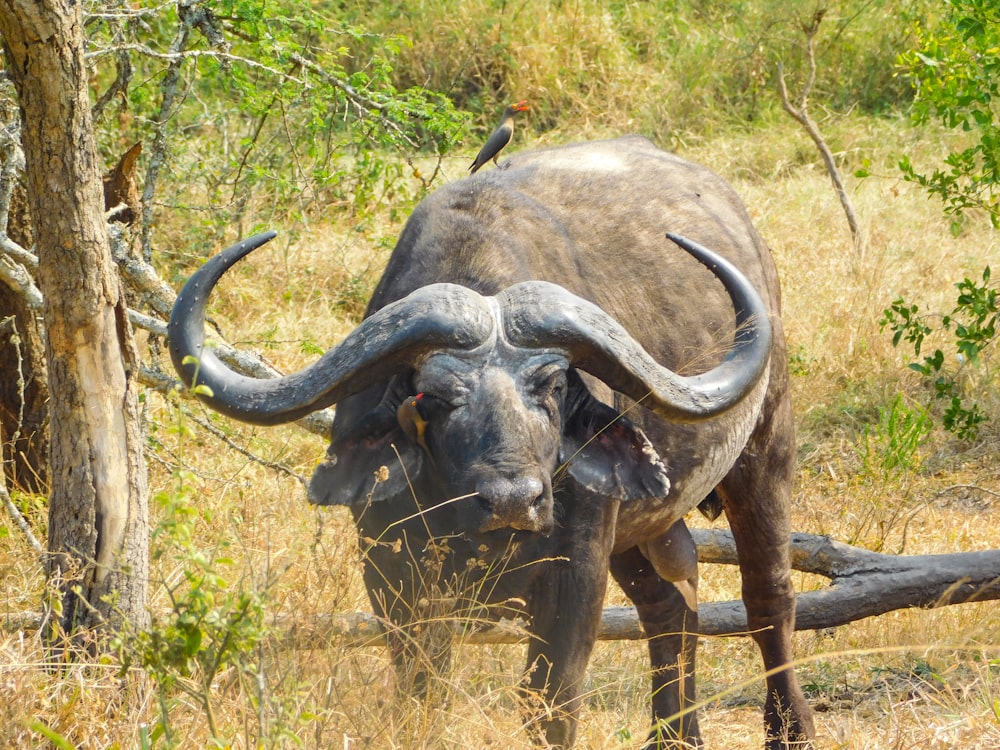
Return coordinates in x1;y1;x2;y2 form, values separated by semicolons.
167;232;496;425
496;233;772;423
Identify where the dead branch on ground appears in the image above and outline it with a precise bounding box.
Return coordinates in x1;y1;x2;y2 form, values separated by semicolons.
274;529;1000;647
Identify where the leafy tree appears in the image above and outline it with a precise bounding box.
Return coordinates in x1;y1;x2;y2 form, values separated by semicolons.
897;0;1000;227
885;0;1000;439
0;1;465;489
82;0;468;256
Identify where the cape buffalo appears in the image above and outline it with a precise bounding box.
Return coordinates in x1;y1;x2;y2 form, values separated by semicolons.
168;136;814;749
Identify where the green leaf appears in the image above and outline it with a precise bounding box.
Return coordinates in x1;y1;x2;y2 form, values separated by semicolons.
28;723;76;750
191;384;214;398
915;51;941;67
184;628;203;657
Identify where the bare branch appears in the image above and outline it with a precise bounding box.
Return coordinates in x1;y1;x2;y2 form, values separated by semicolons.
128;308;167;337
107;225;335;437
135;359;333;440
0;315;25;444
776;14;866;258
108;224;176;317
180;404;309;489
83;3;166;23
0;317;41;555
90;15;132;122
0;252;42;309
136;362;179;394
0;120;24;237
0;234;37;269
85;44;298;84
691;528;1000;634
136;0;239;263
0;468;42;554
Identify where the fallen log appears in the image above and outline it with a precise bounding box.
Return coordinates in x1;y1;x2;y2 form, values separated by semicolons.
7;532;998;643
278;530;1000;647
690;528;1000;635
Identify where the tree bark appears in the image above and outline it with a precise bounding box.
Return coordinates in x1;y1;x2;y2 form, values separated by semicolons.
0;0;149;644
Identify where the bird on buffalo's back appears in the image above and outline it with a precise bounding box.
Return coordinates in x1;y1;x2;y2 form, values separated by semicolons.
468;100;529;174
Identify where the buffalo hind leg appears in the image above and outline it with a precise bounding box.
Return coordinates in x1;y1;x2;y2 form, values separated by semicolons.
611;529;702;750
717;387;815;748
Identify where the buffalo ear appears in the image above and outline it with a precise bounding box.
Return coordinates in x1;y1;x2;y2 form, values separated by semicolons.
559;375;670;503
308;380;424;507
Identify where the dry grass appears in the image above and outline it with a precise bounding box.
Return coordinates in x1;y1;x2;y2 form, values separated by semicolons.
3;114;1000;749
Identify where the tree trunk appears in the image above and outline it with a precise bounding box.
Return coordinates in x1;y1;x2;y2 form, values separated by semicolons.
0;0;149;644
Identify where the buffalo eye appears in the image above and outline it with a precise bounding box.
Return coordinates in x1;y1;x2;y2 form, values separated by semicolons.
414;392;455;419
527;367;567;417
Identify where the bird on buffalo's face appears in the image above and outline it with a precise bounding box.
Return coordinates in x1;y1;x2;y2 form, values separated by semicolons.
397;393;430;453
468;100;529;174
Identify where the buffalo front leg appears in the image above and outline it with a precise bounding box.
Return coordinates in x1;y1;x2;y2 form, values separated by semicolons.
522;557;608;748
521;495;617;748
612;522;703;750
718;388;815;748
382;588;454;701
361;544;454;701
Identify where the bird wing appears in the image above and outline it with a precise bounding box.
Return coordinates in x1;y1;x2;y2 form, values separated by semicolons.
469;122;514;173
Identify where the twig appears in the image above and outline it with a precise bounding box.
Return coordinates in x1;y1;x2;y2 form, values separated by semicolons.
288;52;421;150
135;361;311;488
0;314;25;446
0;120;24;239
230;59;302;208
180;404;309;489
1;484;42;553
85;44;295;80
139;3;198;263
90;13;132;123
935;483;1000;501
109;225;335;438
0;121;41;309
136;358;333;439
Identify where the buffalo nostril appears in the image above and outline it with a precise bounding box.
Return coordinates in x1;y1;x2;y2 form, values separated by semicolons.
477;494;494;513
476;477;544;505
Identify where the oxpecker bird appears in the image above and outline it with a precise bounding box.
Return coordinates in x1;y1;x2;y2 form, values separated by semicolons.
469;100;529;174
397;393;430;453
